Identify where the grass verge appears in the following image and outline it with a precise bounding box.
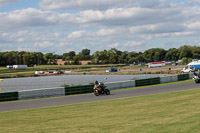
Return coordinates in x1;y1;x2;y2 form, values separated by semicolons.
0;88;200;133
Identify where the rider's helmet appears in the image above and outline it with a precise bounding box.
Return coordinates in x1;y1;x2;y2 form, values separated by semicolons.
95;80;99;85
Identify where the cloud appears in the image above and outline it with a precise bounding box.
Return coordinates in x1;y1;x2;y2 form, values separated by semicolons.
0;8;75;31
39;0;171;10
0;0;19;7
123;41;145;47
0;30;62;44
129;23;186;34
109;43;119;48
67;31;86;39
34;41;54;48
192;0;200;3
1;0;200;54
96;29;117;36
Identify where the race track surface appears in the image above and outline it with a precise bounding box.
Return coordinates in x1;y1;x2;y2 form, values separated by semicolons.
0;81;199;112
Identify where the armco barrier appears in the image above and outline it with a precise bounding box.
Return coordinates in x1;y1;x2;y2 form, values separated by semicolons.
65;85;93;95
18;87;65;100
135;77;160;87
0;92;18;101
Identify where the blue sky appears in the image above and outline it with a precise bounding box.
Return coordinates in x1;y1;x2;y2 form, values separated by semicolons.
0;0;200;54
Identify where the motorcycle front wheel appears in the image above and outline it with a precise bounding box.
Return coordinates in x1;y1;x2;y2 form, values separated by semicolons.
94;90;100;96
195;79;200;84
105;89;110;95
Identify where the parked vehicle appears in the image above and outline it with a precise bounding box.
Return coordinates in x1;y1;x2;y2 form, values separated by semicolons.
106;67;118;72
93;84;110;96
148;61;165;68
181;60;200;73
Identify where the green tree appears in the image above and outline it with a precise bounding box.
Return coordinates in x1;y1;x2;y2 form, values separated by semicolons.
179;45;193;59
44;53;57;65
63;51;76;61
165;48;179;61
108;48;121;64
192;46;200;59
143;48;166;62
79;49;91;60
92;51;100;64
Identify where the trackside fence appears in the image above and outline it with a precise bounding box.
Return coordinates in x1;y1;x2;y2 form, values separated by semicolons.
135;77;160;87
65;85;94;95
0;73;194;102
178;74;190;81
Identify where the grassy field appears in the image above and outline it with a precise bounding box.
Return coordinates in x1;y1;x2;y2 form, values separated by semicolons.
1;88;200;133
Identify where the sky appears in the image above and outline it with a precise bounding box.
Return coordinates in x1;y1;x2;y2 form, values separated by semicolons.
0;0;200;54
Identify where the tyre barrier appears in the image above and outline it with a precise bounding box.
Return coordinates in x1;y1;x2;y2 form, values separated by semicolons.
0;73;193;102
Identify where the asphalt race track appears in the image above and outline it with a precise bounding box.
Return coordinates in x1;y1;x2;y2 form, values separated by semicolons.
0;81;199;112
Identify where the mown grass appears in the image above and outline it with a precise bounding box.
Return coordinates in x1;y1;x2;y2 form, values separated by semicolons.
0;88;200;133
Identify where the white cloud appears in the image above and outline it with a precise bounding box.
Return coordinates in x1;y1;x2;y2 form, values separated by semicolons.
109;43;119;48
67;30;86;39
192;0;200;3
186;21;200;30
34;41;54;48
39;0;171;10
0;0;19;7
0;8;75;31
1;0;200;54
123;41;145;47
155;32;195;38
18;46;37;52
96;29;117;36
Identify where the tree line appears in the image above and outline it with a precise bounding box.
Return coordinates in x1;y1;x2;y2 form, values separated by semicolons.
0;45;200;66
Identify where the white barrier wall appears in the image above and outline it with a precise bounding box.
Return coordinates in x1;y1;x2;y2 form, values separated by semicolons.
189;73;194;79
106;80;135;90
160;75;178;83
18;87;65;100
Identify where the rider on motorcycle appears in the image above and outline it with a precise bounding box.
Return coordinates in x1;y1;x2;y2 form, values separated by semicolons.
94;81;104;92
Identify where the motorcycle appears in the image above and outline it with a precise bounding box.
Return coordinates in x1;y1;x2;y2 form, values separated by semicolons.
93;85;110;96
193;71;200;83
